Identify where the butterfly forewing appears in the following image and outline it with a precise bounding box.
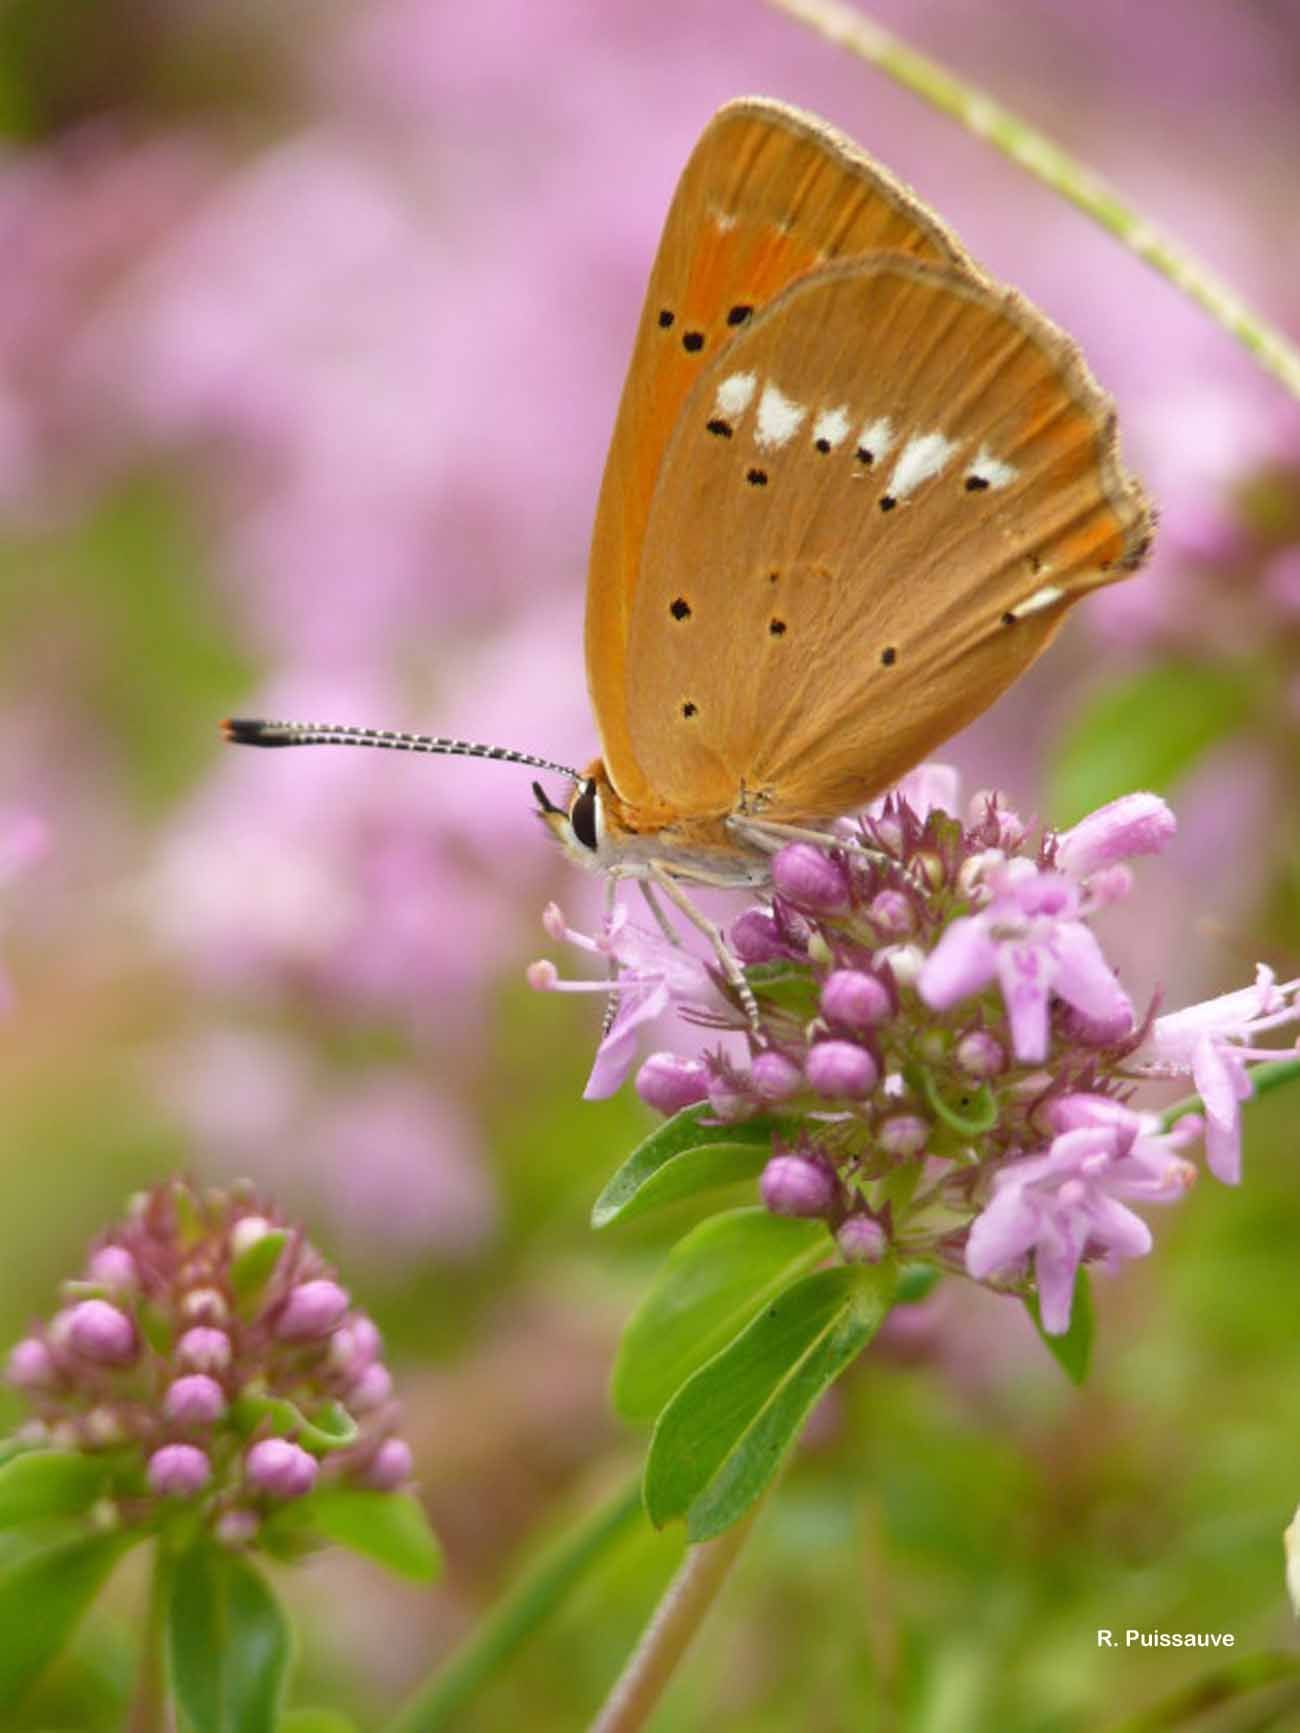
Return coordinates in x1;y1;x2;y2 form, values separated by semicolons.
623;256;1150;825
586;99;973;809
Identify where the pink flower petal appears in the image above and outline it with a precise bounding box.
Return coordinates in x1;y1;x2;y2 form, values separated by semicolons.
995;941;1053;1062
1051;921;1134;1029
918;917;998;1011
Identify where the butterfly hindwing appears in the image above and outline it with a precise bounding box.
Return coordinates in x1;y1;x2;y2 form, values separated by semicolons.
585;99;973;810
622;256;1150;824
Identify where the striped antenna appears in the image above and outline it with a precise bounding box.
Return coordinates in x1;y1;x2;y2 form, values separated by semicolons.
222;718;580;782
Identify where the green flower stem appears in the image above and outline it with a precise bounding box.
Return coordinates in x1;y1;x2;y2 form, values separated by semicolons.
383;1475;644;1733
126;1541;173;1733
587;1498;765;1733
764;0;1300;403
1159;1056;1300;1133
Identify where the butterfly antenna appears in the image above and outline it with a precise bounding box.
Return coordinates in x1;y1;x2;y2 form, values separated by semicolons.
221;718;580;782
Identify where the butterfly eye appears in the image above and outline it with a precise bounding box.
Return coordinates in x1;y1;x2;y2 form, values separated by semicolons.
569;779;600;851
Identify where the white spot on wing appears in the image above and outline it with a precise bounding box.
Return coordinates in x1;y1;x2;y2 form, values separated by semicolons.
857;417;895;458
1011;584;1065;618
755;383;807;450
967;444;1018;490
889;432;960;500
711;207;738;233
812;406;851;449
715;372;757;418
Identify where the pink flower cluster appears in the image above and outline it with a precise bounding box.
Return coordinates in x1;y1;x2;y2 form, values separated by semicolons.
6;1180;414;1545
533;770;1300;1333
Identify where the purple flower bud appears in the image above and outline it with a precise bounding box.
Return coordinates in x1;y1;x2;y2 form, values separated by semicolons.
229;1215;273;1259
1049;1093;1140;1137
1055;793;1176;879
806;1041;878;1098
772;844;850;913
329;1314;381;1375
246;1437;317;1498
176;1326;231;1373
215;1508;259;1548
955;1030;1006;1079
180;1287;229;1325
836;1217;888;1264
348;1361;393;1413
149;1443;211;1498
821;970;890;1031
164;1374;227;1426
878;1114;929;1157
87;1246;137;1292
7;1337;56;1389
68;1300;136;1366
730;909;788;963
358;1437;413;1491
869;890;916;935
635;1052;710;1116
706;1075;752;1122
750;1050;804;1102
275;1280;350;1342
760;1154;835;1219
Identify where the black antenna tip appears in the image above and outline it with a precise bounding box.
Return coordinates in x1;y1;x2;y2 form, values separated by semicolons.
222;717;289;747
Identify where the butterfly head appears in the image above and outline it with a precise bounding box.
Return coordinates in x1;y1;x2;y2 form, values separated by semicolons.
533;763;613;873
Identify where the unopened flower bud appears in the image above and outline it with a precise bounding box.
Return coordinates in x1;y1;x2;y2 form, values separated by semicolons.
878;944;924;988
229;1216;273;1259
176;1326;231;1373
879;1114;929;1157
181;1287;229;1325
750;1051;804;1102
806;1040;878;1098
245;1437;317;1498
7;1338;56;1389
87;1247;137;1293
348;1362;393;1413
730;909;788;963
149;1443;211;1498
836;1216;888;1263
68;1300;136;1366
358;1437;413;1491
84;1406;126;1446
955;1030;1006;1079
772;844;850;913
165;1374;227;1427
760;1154;835;1219
275;1280;349;1342
821;970;890;1031
216;1508;259;1548
635;1053;710;1116
706;1075;751;1122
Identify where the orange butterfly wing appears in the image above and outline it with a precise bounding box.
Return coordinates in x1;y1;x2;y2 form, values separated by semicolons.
584;99;970;814
622;257;1150;826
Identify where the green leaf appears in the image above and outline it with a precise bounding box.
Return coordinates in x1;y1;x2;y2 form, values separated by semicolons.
168;1541;292;1733
0;1452;110;1530
0;1530;136;1708
919;1069;999;1137
278;1711;360;1733
612;1209;828;1423
592;1105;776;1229
1048;661;1253;827
1025;1268;1094;1386
231;1392;358;1454
230;1231;289;1315
279;1489;441;1584
645;1262;897;1541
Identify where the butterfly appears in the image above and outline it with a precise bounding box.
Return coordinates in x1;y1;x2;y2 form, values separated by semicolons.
226;98;1151;898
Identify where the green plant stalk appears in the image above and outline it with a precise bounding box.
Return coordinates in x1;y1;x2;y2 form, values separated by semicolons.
1159;1056;1300;1133
382;1476;644;1733
764;0;1300;403
587;1499;764;1733
126;1541;174;1733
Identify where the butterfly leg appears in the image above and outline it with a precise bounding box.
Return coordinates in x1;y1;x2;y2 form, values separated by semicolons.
730;816;899;875
647;861;761;1035
600;873;621;1038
